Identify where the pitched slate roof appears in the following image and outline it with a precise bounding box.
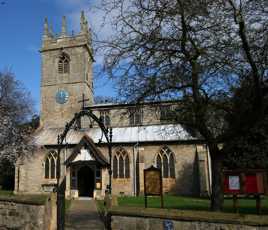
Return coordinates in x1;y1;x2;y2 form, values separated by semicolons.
31;124;197;146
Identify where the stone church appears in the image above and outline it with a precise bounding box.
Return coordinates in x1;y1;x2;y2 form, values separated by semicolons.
14;12;211;199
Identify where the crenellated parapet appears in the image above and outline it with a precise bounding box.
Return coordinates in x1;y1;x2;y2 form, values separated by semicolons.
41;11;93;60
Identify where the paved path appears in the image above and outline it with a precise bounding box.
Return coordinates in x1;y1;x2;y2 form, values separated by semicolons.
65;200;105;230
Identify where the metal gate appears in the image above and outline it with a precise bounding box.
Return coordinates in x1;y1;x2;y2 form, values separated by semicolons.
57;177;66;230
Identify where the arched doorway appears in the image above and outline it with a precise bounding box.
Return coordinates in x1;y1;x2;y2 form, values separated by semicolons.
77;166;94;197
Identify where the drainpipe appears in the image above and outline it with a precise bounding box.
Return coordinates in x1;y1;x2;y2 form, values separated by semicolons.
206;145;212;196
133;143;139;196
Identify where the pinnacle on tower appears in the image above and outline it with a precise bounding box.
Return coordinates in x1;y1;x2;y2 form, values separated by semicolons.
80;11;88;34
43;17;49;38
49;24;54;38
81;10;86;24
61;16;67;37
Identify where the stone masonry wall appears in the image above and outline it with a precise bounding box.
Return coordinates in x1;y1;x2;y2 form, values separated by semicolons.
89;102;181;128
109;207;268;230
15;147;70;195
111;215;268;230
99;143;204;196
0;201;49;230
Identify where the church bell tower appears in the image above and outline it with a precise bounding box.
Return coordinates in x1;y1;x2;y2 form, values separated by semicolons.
40;12;93;128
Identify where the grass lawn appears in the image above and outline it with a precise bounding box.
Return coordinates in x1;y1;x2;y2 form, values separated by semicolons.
0;190;13;196
65;199;72;213
116;195;268;215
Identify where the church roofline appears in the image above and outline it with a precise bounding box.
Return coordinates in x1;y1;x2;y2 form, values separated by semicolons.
31;124;201;146
88;100;181;109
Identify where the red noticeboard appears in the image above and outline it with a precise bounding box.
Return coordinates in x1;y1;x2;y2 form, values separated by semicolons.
245;174;258;194
223;170;267;214
223;170;266;195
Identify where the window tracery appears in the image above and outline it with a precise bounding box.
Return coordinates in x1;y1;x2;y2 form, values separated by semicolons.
155;146;176;178
44;151;57;179
113;147;130;179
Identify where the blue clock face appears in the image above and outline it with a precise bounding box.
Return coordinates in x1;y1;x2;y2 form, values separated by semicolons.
55;90;69;104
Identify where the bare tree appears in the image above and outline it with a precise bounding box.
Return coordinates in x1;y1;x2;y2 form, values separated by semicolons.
94;95;119;104
97;0;268;210
0;71;34;189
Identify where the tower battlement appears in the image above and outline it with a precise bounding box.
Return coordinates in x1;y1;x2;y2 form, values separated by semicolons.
41;12;93;59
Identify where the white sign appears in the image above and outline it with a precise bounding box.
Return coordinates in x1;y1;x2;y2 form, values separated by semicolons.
229;176;240;190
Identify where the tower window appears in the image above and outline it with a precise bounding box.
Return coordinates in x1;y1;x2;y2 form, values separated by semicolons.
155;146;176;178
44;151;58;179
113;147;130;179
58;53;70;74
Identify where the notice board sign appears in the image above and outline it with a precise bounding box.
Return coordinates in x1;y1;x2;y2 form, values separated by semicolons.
144;165;163;208
223;170;267;214
144;168;161;195
224;175;241;194
223;170;266;195
229;176;240;190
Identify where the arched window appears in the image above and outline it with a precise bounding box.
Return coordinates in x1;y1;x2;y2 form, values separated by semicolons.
58;53;70;74
112;147;130;179
44;151;57;179
169;153;175;178
155;146;176;178
156;154;162;170
163;154;169;178
113;156;118;178
45;158;50;179
125;155;130;178
119;155;124;178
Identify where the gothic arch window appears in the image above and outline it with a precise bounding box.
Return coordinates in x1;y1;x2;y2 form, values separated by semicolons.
113;156;118;178
113;147;130;179
155;146;176;178
58;53;70;74
44;151;57;179
125;154;130;178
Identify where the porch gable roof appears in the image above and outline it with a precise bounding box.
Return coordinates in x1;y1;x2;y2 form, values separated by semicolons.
64;135;109;167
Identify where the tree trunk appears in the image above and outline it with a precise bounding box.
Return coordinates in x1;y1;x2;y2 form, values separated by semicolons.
209;147;224;211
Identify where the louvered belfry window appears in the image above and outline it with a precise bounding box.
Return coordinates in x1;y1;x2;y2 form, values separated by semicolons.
58;53;70;74
155;146;176;178
112;147;130;179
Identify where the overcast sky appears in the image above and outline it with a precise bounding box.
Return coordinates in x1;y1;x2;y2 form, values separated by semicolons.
0;0;117;113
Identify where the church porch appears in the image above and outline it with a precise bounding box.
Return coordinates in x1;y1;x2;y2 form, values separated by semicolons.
64;135;109;200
